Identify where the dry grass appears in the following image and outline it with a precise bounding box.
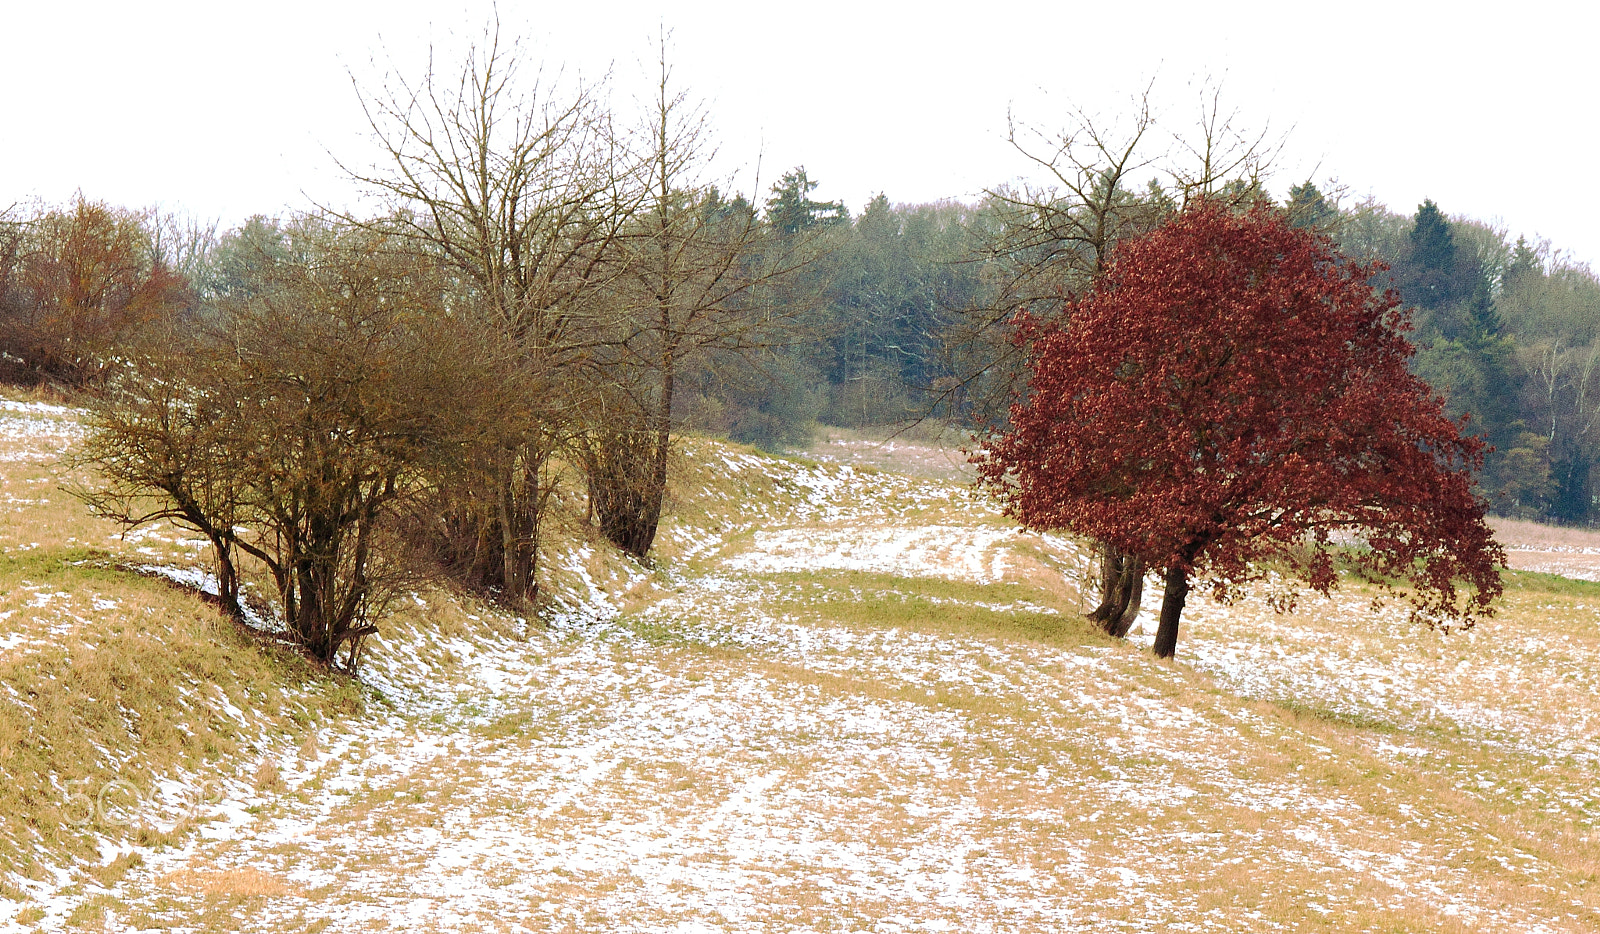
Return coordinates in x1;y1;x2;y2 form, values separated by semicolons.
1489;516;1600;580
88;852;142;888
251;759;283;793
806;423;979;483
159;867;292;899
0;391;365;915
7;394;1600;932
1490;515;1600;550
0;555;361;878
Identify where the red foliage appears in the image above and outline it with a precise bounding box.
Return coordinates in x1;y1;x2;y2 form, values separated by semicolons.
2;196;189;382
978;201;1504;656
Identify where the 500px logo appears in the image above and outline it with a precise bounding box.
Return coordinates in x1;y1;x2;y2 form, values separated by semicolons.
59;778;223;829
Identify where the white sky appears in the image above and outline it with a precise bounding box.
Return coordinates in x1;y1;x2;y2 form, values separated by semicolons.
4;1;1597;266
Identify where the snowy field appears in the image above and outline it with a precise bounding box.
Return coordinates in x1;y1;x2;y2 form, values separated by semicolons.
3;411;1599;932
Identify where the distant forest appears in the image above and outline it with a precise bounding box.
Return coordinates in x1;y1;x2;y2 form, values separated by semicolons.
4;176;1599;523
668;176;1600;526
3;38;1599;550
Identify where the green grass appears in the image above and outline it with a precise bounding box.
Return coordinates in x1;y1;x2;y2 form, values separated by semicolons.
1274;698;1401;733
1498;567;1600;597
0;546;121;581
752;568;1106;650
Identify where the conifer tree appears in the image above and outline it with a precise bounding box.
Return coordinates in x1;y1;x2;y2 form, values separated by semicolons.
764;167;848;235
1285;181;1336;230
1503;235;1542;291
1407;199;1459;308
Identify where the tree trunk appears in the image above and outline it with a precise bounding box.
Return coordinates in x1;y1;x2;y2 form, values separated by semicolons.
1107;560;1145;638
1152;562;1190;659
497;468;519;605
209;533;242;621
587;423;657;559
496;454;541;612
639;344;674;556
1090;540;1120;621
1088;542;1146;637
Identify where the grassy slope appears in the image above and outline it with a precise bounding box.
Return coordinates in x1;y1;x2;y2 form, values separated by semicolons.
0;396;370;913
1;411;1597;932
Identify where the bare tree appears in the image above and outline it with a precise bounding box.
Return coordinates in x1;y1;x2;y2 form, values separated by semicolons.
960;81;1280;637
959;93;1166;636
74;332;252;615
77;223;491;668
339;20;641;608
146;210;220;295
580;37;818;558
1167;79;1281;207
0;205;26;380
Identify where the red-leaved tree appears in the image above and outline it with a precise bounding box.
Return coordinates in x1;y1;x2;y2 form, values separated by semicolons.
2;196;190;383
977;201;1504;658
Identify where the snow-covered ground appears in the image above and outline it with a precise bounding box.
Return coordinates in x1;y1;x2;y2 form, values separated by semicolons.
5;414;1600;932
0;399;82;463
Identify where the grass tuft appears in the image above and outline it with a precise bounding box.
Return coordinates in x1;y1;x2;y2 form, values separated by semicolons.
1498;567;1600;596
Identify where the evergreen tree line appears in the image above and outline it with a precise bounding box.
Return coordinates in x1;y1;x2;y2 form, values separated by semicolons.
727;178;1600;526
1323;193;1600;523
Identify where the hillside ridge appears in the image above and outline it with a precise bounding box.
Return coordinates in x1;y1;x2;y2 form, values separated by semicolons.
2;405;1598;931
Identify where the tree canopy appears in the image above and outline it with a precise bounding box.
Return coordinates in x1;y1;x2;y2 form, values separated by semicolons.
978;201;1504;658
